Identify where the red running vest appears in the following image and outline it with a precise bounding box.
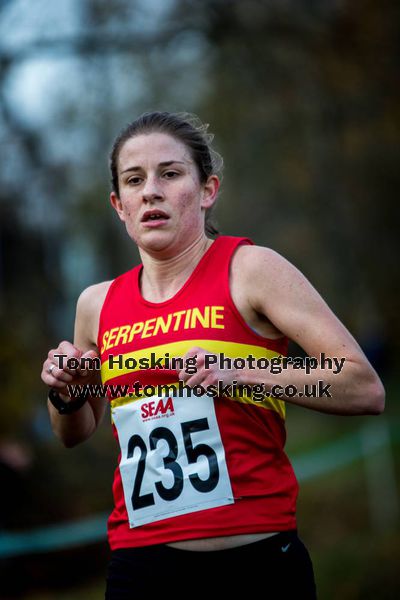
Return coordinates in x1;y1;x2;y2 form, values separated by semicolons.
98;236;298;549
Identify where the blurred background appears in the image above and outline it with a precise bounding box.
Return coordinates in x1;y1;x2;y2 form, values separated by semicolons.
0;0;399;598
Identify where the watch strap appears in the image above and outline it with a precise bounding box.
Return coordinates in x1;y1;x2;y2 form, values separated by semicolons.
48;388;88;415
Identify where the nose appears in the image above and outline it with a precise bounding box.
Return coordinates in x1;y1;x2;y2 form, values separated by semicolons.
142;175;163;203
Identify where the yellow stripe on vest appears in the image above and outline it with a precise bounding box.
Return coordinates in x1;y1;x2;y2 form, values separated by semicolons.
109;381;285;420
101;339;282;382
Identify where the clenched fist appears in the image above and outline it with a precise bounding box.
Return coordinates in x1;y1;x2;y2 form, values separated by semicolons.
41;340;100;399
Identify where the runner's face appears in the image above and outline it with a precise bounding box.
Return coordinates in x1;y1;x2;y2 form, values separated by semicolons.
110;133;218;255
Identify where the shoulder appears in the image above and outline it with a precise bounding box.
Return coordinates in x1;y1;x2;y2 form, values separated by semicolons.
231;244;318;314
75;281;114;332
232;244;299;282
77;280;114;314
74;281;114;349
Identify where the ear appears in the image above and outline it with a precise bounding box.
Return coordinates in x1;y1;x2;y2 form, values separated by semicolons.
110;192;126;222
201;175;220;210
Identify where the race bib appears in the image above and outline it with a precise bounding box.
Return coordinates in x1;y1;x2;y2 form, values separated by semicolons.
112;390;234;527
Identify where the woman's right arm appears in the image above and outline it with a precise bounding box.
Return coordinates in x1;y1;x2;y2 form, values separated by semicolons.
41;283;111;447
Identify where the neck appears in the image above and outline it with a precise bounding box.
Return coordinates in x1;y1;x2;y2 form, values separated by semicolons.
139;234;213;302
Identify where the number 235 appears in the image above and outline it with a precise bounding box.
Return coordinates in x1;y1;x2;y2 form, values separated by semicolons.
127;418;220;510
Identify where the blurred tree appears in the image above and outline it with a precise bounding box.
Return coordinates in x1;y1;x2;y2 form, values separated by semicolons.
188;0;399;370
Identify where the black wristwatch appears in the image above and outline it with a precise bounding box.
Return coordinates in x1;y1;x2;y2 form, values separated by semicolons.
48;388;88;415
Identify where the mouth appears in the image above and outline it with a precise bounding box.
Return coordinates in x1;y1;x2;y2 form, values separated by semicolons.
141;210;170;223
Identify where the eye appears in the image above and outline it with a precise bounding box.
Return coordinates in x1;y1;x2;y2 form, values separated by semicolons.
127;176;143;186
163;171;179;179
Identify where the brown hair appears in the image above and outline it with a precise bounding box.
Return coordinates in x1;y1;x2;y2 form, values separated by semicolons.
109;111;223;236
